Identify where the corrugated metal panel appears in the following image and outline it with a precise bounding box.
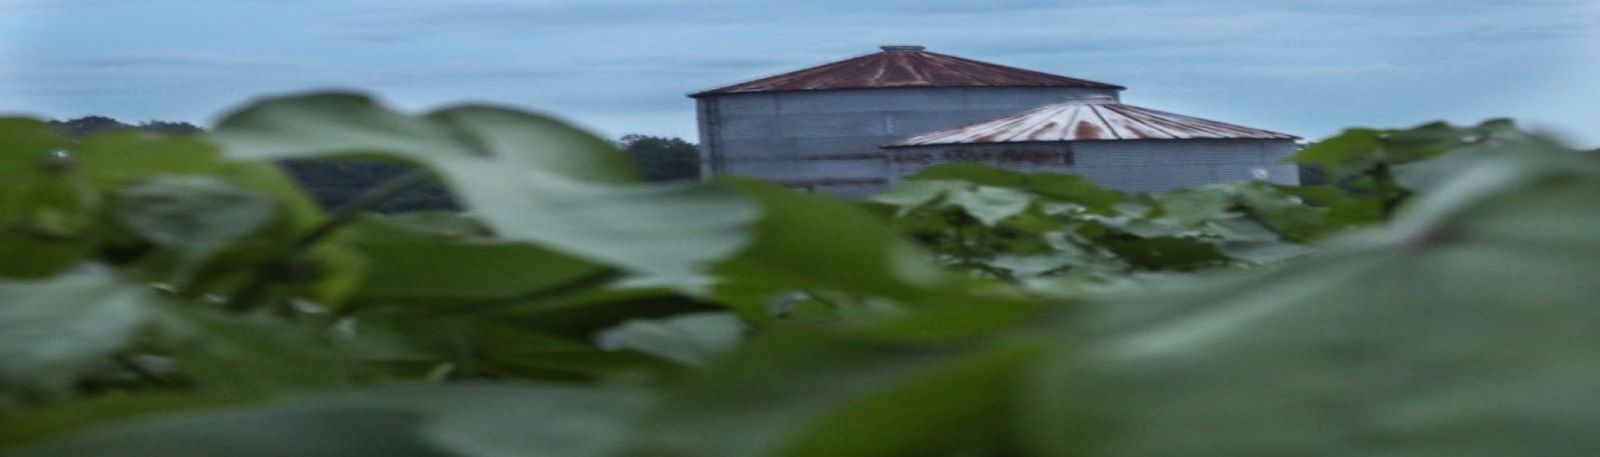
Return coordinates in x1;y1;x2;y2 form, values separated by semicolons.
889;140;1300;194
724;157;886;181
711;94;780;115
888;103;1300;147
691;46;1124;97
700;87;1129;196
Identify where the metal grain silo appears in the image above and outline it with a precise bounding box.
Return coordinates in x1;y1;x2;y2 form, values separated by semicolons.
691;45;1125;197
885;102;1303;194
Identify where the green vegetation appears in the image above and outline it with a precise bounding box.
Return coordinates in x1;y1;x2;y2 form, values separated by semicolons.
43;115;698;213
1;92;1596;456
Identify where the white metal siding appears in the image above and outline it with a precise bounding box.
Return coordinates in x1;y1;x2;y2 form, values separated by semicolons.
889;139;1300;194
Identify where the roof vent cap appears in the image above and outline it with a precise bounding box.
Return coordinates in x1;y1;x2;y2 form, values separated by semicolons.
880;45;926;52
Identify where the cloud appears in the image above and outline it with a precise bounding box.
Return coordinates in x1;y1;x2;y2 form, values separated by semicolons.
52;55;281;69
0;0;1595;145
0;0;115;9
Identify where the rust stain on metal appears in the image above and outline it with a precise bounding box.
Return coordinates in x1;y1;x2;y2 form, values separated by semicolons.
887;102;1298;147
907;147;1066;165
890;151;936;165
995;148;1063;164
1074;121;1104;140
1032;122;1062;141
778;178;888;187
1123;124;1160;139
691;46;1124;97
796;153;884;161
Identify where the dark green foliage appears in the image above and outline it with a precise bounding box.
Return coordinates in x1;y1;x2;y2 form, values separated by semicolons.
277;160;459;213
619;134;699;182
48;116;202;139
2;94;1597;457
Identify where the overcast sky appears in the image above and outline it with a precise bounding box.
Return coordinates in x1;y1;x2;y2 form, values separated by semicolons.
1;0;1596;146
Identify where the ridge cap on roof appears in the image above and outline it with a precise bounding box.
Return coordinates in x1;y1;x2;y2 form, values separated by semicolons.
687;50;884;98
918;50;1127;90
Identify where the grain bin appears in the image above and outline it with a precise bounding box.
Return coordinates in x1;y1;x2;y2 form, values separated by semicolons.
885;102;1302;194
691;45;1124;197
692;45;1298;196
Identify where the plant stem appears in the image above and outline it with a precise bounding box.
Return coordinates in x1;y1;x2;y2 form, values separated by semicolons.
440;268;624;316
1369;163;1408;220
225;168;432;312
292;169;433;252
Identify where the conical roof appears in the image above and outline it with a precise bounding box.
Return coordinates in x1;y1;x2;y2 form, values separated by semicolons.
887;102;1299;147
691;45;1124;97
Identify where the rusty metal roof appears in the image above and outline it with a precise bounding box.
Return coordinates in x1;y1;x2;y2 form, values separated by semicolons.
886;102;1299;147
690;45;1125;97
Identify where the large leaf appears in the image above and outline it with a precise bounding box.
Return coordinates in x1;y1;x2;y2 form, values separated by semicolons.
629;330;1042;457
0;119;99;245
712;179;958;312
211;93;483;164
71;132;224;189
12;384;654;457
15;407;446;457
465;323;681;381
211;93;756;282
0;118;65;174
149;306;356;394
0;270;150;396
0;120;94;278
0;237;96;280
435;159;754;283
595;312;745;367
426;106;639;183
1291;120;1528;193
115;176;279;268
344;214;604;309
1027;154;1600;456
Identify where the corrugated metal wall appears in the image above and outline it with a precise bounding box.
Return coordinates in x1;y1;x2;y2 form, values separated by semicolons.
698;86;1120;197
888;139;1301;194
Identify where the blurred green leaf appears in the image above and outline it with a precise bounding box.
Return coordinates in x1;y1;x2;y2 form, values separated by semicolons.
1029;155;1600;456
14;406;447;457
487;284;725;339
873;180;1036;226
426;105;640;183
115;177;279;269
353;211;491;239
1288;127;1384;172
596;312;745;367
868;180;964;213
212;92;757;282
713;179;957;312
213;161;328;232
212;93;481;164
148;306;356;394
908;164;1126;212
1;392;265;449
630;331;1042;457
345;214;604;309
0;118;65;173
0;270;150;397
945;185;1034;227
466;324;681;381
71;132;224;189
436;159;755;283
0;238;96;280
1100;236;1227;270
12;384;654;457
